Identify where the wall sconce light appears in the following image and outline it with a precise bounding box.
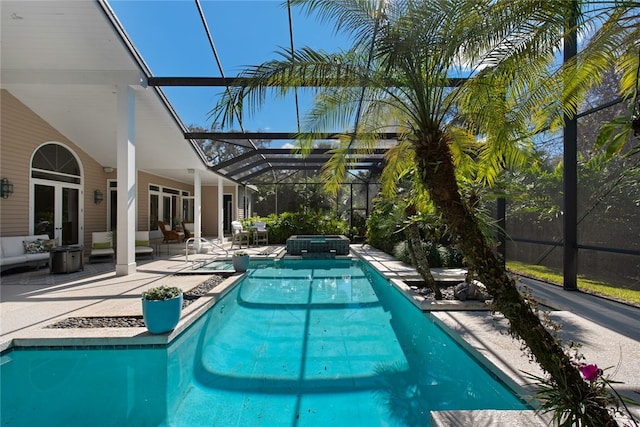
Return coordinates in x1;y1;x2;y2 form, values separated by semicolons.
1;178;14;199
94;190;104;204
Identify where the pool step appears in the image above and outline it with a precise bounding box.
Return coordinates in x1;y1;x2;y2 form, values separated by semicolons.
300;251;336;260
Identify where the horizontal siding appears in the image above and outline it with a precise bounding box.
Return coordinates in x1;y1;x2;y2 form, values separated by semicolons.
1;89;107;248
1;90;48;236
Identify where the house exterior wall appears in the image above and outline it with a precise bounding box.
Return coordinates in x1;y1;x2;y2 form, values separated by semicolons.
137;170;194;232
1;89;223;257
0;89;106;246
200;185;241;237
201;186;219;236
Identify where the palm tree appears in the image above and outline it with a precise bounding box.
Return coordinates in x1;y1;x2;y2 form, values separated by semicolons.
212;1;637;423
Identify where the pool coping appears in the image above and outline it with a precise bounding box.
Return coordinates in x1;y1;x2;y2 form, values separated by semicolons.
1;273;244;354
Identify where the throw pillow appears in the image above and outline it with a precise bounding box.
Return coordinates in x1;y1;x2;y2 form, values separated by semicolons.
23;239;47;254
135;240;149;247
44;239;57;250
92;242;111;250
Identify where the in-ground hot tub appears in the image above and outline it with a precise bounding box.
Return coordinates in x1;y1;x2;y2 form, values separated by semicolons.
286;235;351;255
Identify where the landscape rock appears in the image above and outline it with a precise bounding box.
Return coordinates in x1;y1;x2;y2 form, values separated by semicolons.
454;280;489;302
47;275;224;328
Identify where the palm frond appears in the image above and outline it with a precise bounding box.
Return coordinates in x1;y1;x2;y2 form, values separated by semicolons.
290;0;383;48
320;144;349;195
380;139;415;198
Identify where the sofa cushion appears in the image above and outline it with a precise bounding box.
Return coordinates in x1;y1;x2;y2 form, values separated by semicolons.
135;246;153;254
2;236;28;257
90;248;114;256
25;252;50;262
135;240;149;247
0;255;29;267
92;242;111;250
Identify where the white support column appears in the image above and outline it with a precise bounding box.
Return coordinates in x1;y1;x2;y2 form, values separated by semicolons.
218;176;224;243
115;85;136;276
235;185;240;220
193;170;202;250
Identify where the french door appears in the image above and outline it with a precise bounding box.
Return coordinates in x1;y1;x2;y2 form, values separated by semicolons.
33;181;81;246
224;194;232;234
149;186;187;233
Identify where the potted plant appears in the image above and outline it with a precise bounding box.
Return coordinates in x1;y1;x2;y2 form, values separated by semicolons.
232;250;250;272
141;285;183;334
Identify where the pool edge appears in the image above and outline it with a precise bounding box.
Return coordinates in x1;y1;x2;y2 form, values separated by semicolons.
0;273;244;355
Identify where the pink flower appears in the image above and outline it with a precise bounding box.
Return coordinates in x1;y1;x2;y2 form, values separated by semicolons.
579;364;601;381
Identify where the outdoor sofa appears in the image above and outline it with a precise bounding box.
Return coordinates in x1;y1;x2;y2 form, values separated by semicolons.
0;234;52;272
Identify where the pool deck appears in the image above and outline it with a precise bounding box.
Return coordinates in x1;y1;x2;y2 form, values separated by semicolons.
1;242;639;425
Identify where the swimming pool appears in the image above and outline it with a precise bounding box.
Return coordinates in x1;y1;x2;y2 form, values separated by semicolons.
1;259;526;426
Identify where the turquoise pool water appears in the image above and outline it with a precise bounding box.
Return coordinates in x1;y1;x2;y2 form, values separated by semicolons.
193;258;235;270
1;259;526;426
192;258;275;271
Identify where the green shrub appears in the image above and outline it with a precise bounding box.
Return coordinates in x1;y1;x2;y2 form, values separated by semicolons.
392;240;464;268
393;241;410;263
366;199;405;253
246;211;349;244
423;241;442;267
366;196;465;268
142;286;182;301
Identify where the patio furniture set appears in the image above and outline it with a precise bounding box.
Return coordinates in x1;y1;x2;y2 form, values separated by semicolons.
231;221;268;249
89;231;154;265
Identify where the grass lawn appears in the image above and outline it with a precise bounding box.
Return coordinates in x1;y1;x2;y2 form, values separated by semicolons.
506;261;640;306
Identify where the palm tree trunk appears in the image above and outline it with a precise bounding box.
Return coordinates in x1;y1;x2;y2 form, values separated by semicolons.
414;134;615;425
404;206;442;299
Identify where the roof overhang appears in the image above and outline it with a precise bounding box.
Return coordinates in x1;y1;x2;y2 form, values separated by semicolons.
0;0;233;187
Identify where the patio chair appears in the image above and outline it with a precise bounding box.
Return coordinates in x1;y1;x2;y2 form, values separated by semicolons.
231;221;250;248
253;221;268;246
90;231;114;263
135;231;154;259
182;222;194;240
158;221;184;243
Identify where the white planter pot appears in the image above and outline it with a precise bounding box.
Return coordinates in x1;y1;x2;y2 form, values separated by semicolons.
232;255;250;272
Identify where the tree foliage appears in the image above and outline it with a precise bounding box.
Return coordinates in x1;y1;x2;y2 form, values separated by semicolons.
211;1;638;424
187;124;269;165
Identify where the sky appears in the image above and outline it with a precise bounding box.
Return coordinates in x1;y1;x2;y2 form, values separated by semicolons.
108;0;350;143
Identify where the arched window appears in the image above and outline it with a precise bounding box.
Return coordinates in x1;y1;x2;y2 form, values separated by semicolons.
31;143;81;183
